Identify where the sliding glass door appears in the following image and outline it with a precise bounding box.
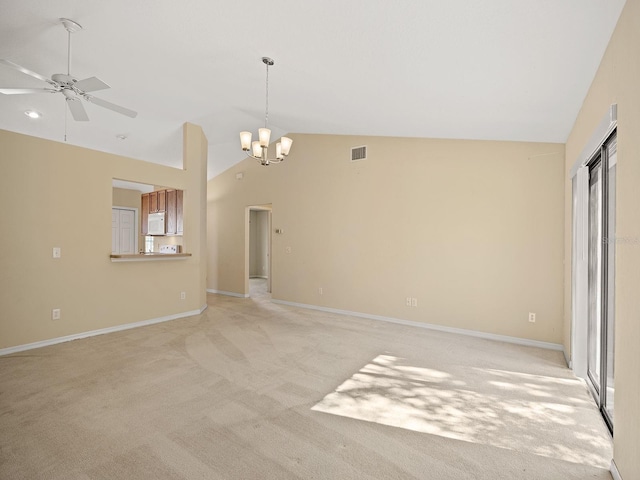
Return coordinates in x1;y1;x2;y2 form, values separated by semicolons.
604;136;616;424
586;131;616;432
587;161;602;395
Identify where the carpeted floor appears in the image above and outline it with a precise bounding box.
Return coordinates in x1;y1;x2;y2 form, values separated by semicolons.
0;283;613;479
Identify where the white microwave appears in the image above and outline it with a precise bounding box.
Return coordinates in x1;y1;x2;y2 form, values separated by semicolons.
148;212;165;235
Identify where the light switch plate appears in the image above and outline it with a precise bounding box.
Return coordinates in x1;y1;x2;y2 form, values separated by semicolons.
53;247;61;258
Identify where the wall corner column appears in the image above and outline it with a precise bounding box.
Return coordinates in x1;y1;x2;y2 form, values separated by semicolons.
183;122;209;307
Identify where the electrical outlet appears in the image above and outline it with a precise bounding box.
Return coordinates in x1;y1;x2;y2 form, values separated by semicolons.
411;298;418;307
52;308;61;320
529;312;536;323
406;297;412;307
180;292;186;300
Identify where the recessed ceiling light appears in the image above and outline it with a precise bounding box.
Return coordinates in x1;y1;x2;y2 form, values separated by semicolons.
24;110;41;119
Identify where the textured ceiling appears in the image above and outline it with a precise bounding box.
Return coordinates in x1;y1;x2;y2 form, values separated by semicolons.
0;0;626;178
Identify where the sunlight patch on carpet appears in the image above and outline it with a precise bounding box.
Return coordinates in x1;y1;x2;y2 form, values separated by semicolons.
311;354;610;468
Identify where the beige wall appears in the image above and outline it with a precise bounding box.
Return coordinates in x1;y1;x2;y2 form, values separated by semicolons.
112;186;141;208
208;134;565;344
0;123;208;350
564;0;640;477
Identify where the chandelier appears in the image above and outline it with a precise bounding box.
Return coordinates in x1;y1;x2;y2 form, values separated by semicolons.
239;57;292;166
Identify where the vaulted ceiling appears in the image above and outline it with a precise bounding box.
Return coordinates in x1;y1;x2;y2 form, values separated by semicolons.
0;0;626;178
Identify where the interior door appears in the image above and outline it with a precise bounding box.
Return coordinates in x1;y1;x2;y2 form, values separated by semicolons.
112;209;120;254
119;209;136;254
112;208;136;255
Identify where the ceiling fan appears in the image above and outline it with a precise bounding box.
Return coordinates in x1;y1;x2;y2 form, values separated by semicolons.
0;18;137;121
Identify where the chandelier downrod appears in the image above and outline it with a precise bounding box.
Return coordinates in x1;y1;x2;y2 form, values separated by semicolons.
264;57;271;128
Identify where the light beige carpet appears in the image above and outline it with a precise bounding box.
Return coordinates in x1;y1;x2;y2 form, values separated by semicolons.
0;285;612;479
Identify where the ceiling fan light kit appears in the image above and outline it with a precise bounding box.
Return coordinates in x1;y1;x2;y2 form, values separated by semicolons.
239;57;292;166
0;17;137;123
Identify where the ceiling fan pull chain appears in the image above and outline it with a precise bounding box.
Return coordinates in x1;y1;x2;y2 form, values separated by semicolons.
64;100;68;142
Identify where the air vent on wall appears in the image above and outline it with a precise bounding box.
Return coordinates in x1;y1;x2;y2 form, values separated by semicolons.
351;145;367;162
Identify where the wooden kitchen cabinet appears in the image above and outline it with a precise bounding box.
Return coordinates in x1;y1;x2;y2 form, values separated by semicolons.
149;191;157;213
157;190;166;212
141;193;149;236
140;188;183;236
165;189;177;235
148;190;166;214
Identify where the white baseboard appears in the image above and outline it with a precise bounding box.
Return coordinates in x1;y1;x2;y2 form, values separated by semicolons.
610;459;622;480
271;299;565;352
0;304;208;357
563;349;572;368
207;289;249;298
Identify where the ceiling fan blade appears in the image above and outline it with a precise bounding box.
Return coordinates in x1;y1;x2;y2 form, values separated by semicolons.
66;98;89;121
74;76;110;92
85;95;137;118
0;88;57;95
0;59;53;84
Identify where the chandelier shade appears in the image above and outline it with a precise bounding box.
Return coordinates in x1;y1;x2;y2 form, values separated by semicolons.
258;128;271;147
240;131;252;151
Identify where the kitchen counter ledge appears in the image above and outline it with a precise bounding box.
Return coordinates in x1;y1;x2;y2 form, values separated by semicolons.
110;253;192;262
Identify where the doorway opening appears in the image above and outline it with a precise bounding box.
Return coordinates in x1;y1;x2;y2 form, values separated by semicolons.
246;204;272;298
